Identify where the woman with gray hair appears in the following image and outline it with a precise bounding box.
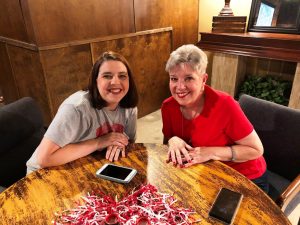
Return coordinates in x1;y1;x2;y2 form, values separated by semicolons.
161;44;268;192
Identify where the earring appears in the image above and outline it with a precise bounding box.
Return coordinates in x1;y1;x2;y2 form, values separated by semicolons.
201;85;205;92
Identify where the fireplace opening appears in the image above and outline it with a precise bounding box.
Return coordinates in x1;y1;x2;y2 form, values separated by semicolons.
236;57;296;106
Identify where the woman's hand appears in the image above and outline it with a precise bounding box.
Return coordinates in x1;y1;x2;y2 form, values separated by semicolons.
166;136;193;166
95;132;129;161
97;132;128;162
96;132;129;150
106;145;126;162
183;147;212;167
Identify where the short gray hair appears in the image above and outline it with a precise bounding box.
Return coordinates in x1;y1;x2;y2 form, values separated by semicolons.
165;44;208;75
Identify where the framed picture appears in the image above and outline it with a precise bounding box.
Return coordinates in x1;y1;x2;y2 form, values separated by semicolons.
248;0;300;34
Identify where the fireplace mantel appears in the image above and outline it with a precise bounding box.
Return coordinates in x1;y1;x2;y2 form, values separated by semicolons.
198;32;300;62
196;32;300;110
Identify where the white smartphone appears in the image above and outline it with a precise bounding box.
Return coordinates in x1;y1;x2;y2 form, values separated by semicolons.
95;163;137;184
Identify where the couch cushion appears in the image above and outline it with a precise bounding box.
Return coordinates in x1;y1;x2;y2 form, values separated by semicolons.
0;97;44;154
239;94;300;181
0;97;45;187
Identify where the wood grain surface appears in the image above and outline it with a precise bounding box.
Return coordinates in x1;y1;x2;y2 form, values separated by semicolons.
134;0;199;49
6;45;52;124
21;0;135;46
0;144;291;225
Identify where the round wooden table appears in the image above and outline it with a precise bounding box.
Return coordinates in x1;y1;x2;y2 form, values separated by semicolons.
0;143;291;224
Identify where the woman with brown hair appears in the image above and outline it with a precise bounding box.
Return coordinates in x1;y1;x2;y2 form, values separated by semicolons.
27;51;138;173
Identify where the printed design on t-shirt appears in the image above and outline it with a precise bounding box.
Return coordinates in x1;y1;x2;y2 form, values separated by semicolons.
96;122;124;137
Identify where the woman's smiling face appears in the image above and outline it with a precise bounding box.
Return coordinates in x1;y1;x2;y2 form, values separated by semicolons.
169;63;207;108
97;60;129;110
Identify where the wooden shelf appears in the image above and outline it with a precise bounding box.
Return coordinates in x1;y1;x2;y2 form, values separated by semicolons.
197;32;300;62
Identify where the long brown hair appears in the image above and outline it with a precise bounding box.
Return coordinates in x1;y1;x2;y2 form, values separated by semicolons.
88;51;138;109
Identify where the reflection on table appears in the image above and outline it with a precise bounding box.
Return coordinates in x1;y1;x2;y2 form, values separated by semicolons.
0;143;291;224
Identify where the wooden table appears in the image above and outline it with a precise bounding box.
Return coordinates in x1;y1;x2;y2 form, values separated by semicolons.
0;143;291;224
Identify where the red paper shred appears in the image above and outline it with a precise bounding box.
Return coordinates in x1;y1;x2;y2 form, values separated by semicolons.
53;184;201;225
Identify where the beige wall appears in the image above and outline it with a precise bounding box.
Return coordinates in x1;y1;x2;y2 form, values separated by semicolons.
199;0;253;35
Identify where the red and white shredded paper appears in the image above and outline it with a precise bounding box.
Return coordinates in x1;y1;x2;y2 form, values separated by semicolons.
53;184;201;225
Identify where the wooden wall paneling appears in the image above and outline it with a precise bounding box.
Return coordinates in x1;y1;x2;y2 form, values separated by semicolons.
245;57;258;76
257;58;271;76
134;0;199;49
0;0;28;42
281;61;297;78
24;0;135;46
6;45;51;124
204;51;213;85
0;42;18;103
91;30;172;117
269;59;283;76
211;53;246;97
269;60;295;80
39;44;93;118
288;63;300;109
245;57;296;80
19;0;37;44
235;56;247;96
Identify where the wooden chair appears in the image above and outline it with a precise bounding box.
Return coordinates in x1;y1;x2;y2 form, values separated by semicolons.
239;94;300;212
0;97;46;189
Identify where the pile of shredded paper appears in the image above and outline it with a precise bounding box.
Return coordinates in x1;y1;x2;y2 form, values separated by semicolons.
53;183;200;225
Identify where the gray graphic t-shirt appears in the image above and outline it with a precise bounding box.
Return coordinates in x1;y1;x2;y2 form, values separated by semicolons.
26;91;137;173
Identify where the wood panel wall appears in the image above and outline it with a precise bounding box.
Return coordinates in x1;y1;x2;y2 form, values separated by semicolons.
0;0;199;125
20;0;135;46
39;44;92;117
134;0;199;49
0;43;18;103
245;57;296;80
0;0;28;42
7;45;51;122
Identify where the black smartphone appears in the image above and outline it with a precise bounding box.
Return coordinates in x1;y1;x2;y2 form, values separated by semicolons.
209;188;243;225
96;163;137;184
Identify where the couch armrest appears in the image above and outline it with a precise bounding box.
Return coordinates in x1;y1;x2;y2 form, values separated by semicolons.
276;174;300;211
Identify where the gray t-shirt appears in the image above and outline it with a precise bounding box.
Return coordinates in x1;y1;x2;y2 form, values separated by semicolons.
26;91;137;173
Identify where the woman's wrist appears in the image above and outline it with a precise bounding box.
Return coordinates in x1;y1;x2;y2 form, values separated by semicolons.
95;137;104;150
